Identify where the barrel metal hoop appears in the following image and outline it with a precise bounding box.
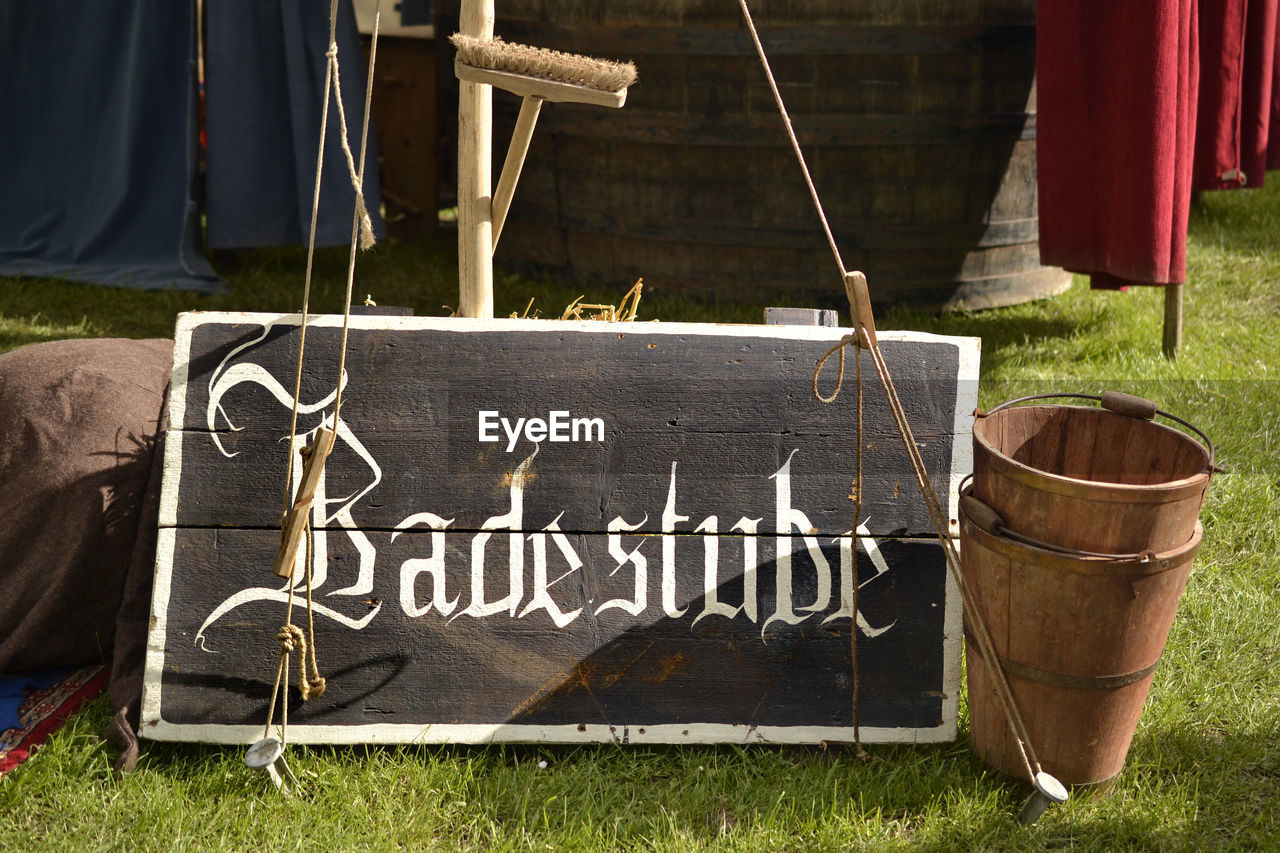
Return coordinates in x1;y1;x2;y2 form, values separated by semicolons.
964;628;1162;689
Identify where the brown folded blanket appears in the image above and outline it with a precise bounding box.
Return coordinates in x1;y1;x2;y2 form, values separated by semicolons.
0;337;173;772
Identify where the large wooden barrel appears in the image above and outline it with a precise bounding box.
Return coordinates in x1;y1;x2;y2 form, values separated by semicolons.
436;1;1070;308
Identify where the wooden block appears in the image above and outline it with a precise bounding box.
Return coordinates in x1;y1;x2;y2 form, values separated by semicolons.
764;307;840;327
143;313;979;746
272;504;311;579
271;426;337;578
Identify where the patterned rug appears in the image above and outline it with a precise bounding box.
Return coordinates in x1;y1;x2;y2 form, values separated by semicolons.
0;664;109;777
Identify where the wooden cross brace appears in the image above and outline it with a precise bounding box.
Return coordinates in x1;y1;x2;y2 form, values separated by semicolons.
272;425;338;578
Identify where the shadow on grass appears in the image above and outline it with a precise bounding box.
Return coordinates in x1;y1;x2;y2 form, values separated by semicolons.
1188;176;1280;255
883;303;1094;376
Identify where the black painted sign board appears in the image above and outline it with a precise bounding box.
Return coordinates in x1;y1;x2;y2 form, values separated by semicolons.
142;312;979;745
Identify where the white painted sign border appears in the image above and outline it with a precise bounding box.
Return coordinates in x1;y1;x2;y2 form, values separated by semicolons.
142;313;979;746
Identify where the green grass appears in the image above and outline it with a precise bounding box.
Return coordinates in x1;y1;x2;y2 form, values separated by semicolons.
2;182;1279;850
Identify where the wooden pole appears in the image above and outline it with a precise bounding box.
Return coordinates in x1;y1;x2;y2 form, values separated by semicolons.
457;0;495;319
1163;282;1183;358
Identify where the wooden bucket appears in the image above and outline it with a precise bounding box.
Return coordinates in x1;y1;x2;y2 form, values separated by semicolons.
971;393;1214;554
434;0;1071;308
959;497;1203;787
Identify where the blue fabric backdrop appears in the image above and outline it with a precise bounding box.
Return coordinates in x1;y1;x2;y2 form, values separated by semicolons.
0;0;222;291
0;0;385;290
204;0;384;249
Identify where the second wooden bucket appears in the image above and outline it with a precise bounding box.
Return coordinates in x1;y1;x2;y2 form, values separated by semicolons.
971;392;1214;554
959;496;1204;788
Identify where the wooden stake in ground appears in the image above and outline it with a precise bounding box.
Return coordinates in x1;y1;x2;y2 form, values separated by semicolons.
456;1;495;319
1164;282;1184;358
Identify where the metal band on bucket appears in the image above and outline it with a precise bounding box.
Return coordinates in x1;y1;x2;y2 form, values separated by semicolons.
963;627;1162;689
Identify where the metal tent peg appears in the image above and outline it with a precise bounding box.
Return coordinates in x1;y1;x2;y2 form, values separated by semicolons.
245;737;299;794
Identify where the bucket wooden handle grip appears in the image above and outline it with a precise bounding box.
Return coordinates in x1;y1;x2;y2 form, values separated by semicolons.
960;494;1006;535
1100;391;1157;420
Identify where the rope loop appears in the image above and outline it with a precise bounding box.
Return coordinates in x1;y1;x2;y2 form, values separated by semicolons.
813;333;858;404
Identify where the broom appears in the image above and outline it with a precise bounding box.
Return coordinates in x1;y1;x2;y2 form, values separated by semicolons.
453;1;636;319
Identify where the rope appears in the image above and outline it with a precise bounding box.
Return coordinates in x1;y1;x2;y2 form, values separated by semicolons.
326;40;377;250
867;345;1041;776
332;0;381;428
262;0;381;752
302;523;327;698
734;0;848;283
813;335;856;404
732;0;1042;778
280;23;338;521
849;349;868;759
262;553;298;740
813;333;1042;780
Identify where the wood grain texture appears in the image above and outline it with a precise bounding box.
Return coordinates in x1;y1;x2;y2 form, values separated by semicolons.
455;62;627;108
456;0;495;318
147;528;952;739
432;2;1070;308
165;315;970;536
144;313;976;745
366;33;438;239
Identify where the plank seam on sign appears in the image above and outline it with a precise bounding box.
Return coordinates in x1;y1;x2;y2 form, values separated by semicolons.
144;312;977;746
153;521;958;537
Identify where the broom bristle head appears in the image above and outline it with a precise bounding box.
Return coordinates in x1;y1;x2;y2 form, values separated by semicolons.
451;34;637;93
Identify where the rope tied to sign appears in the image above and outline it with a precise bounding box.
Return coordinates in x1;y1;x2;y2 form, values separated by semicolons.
262;524;330;743
734;0;1047;785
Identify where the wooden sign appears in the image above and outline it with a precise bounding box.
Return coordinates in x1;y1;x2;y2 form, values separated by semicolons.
141;312;979;746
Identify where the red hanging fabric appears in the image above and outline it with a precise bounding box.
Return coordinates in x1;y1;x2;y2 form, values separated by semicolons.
1036;1;1199;290
1193;0;1279;190
1272;10;1280;168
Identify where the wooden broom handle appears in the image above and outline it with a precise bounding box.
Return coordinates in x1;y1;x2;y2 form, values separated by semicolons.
492;96;543;252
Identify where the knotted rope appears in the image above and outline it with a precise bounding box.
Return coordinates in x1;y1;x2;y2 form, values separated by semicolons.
325;39;377;251
814;336;1043;780
276;624;327;701
263;525;328;742
262;0;382;754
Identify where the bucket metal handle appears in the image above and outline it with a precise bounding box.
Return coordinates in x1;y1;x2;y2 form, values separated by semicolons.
958;477;1161;563
976;392;1217;473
